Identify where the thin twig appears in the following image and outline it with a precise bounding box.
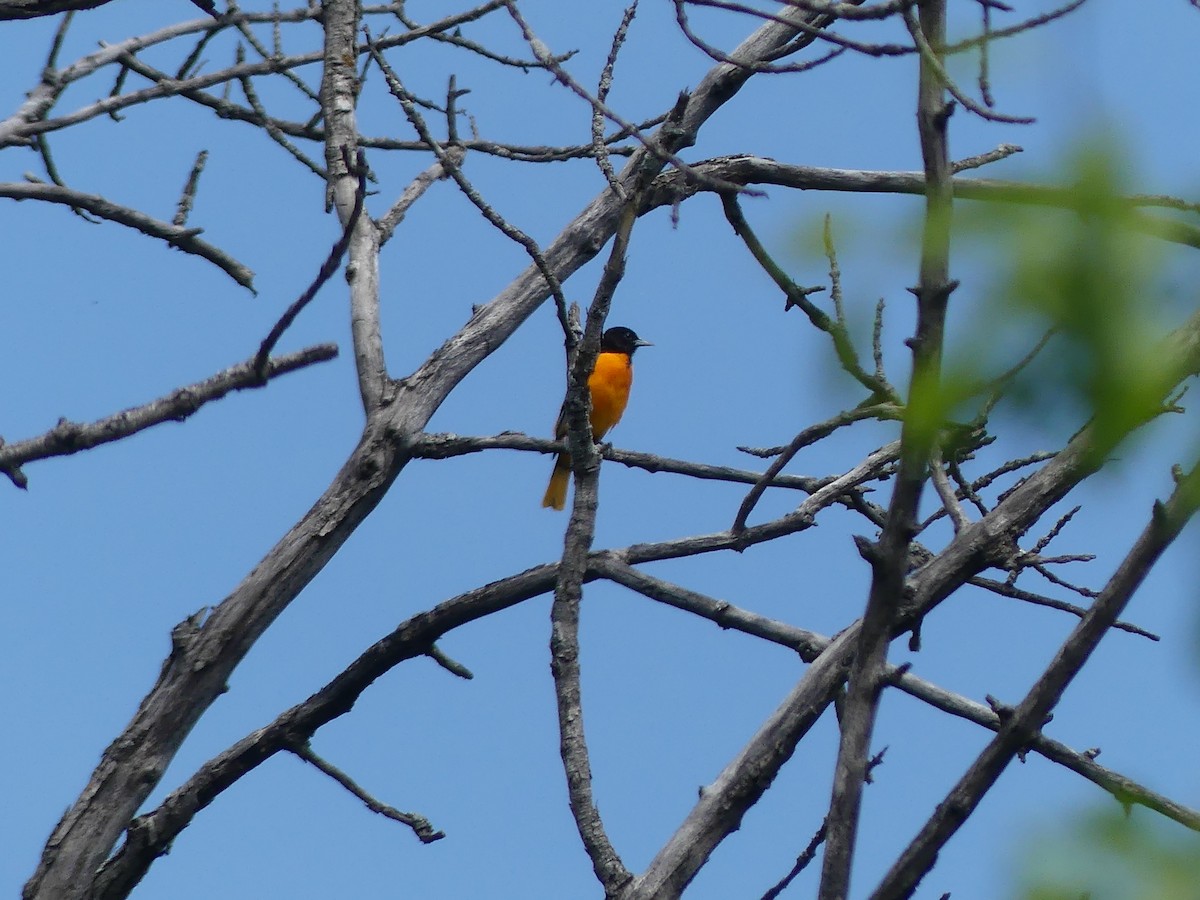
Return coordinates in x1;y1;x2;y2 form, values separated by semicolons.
592;2;638;199
762;820;828;900
503;0;764;198
236;64;326;177
29;133;100;222
253;153;365;377
672;0;852;74
732;411;901;533
720;194;896;401
173;149;208;227
376;151;462;246
903;7;1033;124
289;741;444;843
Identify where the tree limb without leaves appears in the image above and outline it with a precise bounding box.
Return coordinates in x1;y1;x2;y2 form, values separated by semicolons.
7;2;1200;899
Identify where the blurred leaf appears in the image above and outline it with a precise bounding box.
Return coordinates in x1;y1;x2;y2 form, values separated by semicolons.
947;138;1178;460
1020;807;1200;899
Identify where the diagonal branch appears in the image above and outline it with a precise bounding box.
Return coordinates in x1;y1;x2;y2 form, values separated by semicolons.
365;36;573;345
93;507;1197;900
732;405;901;532
0;0;112;20
0;344;337;489
253;156;366;378
288;741;444;843
0;181;254;289
599;559;1195;833
376;152;461;246
871;461;1200;899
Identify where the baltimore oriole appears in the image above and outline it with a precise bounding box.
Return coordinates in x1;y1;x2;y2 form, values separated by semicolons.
542;326;652;510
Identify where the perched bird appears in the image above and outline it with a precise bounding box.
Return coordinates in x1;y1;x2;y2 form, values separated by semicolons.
542;326;652;510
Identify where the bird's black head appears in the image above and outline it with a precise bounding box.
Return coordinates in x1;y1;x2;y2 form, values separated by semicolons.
601;326;653;356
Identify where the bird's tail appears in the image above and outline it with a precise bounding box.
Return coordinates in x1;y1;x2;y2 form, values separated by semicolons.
542;452;570;510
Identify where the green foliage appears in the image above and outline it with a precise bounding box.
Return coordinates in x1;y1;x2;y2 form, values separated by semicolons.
948;141;1178;460
790;140;1186;469
1019;808;1200;900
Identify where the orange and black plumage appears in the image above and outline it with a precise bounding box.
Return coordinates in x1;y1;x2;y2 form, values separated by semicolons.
542;326;651;510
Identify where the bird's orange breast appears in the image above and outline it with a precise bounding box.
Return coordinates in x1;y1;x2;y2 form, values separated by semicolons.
586;351;633;440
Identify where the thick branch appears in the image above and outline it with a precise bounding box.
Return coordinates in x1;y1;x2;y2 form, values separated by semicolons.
820;3;954;894
0;0;110;19
321;0;386;411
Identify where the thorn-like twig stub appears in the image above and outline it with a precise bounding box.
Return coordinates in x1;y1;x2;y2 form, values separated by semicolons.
852;533;880;562
934;99;956;127
907;622;922;652
865;746;889;784
427;644;474;679
985;694;1012;721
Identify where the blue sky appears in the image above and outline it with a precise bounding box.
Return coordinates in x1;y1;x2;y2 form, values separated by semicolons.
4;1;1200;898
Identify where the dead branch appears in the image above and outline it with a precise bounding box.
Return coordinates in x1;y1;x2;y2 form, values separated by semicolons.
0;344;337;489
872;461;1200;898
0;181;254;289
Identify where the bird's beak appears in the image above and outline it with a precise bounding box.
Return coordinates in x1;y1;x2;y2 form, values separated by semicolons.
635;339;654;348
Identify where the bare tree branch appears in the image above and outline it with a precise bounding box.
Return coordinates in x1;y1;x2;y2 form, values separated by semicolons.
0;344;336;489
548;195;645;895
87;443;890;899
22;2;1200;896
871;460;1200;899
592;2;639;199
0;3;507;148
253;155;366;378
86;414;1200;899
365;36;573;346
376;152;461;246
733;406;902;533
820;2;956;892
289;741;444;843
0;0;110;18
0;181;254;289
322;1;385;411
172;149;208;227
412;431;854;496
762;820;828;900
